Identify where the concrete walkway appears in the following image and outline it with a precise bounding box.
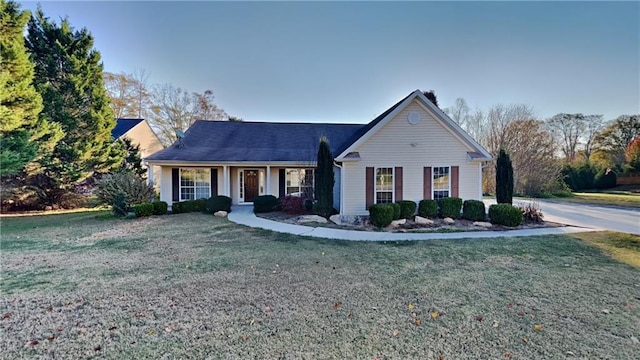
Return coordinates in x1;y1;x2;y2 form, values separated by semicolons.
227;205;601;241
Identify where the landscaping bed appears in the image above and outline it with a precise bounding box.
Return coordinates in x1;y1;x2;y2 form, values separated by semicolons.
256;211;563;233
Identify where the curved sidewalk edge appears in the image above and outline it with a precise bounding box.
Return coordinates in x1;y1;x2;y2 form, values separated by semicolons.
227;206;601;241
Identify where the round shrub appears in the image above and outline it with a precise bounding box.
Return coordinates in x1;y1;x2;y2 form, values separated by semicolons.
390;203;401;220
205;195;232;213
280;195;305;214
462;200;486;221
488;204;523;227
396;200;417;219
132;203;154;217
152;201;168;215
418;199;438;218
369;204;394;228
439;197;463;218
193;198;207;212
254;195;279;213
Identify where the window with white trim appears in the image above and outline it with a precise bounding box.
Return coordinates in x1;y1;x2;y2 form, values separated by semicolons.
375;167;393;204
285;168;314;198
433;166;450;200
180;168;210;201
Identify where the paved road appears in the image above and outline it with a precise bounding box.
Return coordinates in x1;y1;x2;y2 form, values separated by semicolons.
485;199;640;235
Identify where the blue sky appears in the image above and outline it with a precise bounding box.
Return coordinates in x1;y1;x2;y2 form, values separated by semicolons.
21;1;640;123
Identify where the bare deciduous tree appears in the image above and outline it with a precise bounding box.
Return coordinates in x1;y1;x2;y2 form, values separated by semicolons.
444;98;471;129
149;85;229;146
103;70;152;119
582;114;605;160
546;113;585;162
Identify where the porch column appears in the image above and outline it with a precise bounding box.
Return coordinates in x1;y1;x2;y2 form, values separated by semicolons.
147;164;154;186
266;165;271;195
223;165;229;196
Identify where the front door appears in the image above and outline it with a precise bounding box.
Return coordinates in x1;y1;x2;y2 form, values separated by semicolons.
244;170;259;202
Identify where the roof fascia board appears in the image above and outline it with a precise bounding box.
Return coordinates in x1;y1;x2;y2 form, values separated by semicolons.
144;160;317;167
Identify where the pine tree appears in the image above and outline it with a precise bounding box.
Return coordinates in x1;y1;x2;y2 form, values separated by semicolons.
314;137;334;218
496;149;514;204
25;8;123;203
0;1;62;177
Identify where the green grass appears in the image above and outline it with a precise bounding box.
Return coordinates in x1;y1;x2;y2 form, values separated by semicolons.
1;213;639;359
558;192;640;208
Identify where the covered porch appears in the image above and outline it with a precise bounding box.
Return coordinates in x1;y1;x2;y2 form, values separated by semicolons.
148;162;316;206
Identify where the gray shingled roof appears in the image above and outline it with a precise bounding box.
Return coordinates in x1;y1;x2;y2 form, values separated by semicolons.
146;121;366;162
112;118;144;139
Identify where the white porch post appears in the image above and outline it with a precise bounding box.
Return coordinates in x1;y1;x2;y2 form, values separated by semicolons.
146;164;154;186
266;165;271;195
223;165;229;196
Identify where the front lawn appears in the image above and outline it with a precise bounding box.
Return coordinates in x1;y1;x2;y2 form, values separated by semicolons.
1;212;639;359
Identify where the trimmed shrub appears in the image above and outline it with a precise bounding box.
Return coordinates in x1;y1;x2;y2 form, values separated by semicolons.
205;195;232;213
439;197;463;218
171;201;187;214
369;204;394;228
132;203;154;217
418;199;438;218
254;195;278;213
193;198;207;212
462;200;486;221
172;199;206;214
390;203;401;220
304;199;314;212
280;195;305;214
151;201;168;215
396;200;417;219
489;204;523;227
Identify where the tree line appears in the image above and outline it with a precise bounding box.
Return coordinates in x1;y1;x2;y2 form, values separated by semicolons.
0;1;231;210
443;98;639;195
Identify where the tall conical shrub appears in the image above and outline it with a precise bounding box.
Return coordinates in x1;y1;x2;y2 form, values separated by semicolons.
314;137;334;218
496;149;513;204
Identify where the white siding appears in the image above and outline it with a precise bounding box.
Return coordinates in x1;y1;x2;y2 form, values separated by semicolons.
333;165;341;211
342;99;482;215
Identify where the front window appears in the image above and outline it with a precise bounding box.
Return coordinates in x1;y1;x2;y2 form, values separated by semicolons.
433;166;450;200
286;168;314;198
180;168;210;201
376;167;393;204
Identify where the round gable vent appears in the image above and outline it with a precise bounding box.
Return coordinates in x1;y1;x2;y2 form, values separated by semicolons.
408;111;421;125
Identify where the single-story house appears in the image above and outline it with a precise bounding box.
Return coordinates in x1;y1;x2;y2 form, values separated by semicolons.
112;118;164;187
145;90;492;215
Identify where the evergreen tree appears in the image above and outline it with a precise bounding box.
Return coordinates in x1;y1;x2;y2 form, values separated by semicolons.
496;149;514;204
314;137;334;218
119;137;146;177
25;8;123;203
0;1;62;177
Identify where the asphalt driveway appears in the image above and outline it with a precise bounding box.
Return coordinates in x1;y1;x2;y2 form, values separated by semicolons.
485;199;640;235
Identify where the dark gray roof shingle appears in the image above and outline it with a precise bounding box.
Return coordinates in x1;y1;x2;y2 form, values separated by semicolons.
112;118;144;139
146;121;366;162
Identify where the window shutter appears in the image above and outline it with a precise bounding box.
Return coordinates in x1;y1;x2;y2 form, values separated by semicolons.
394;167;403;201
211;168;218;196
279;169;286;198
366;167;374;208
451;166;459;197
172;168;179;201
423;167;432;200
